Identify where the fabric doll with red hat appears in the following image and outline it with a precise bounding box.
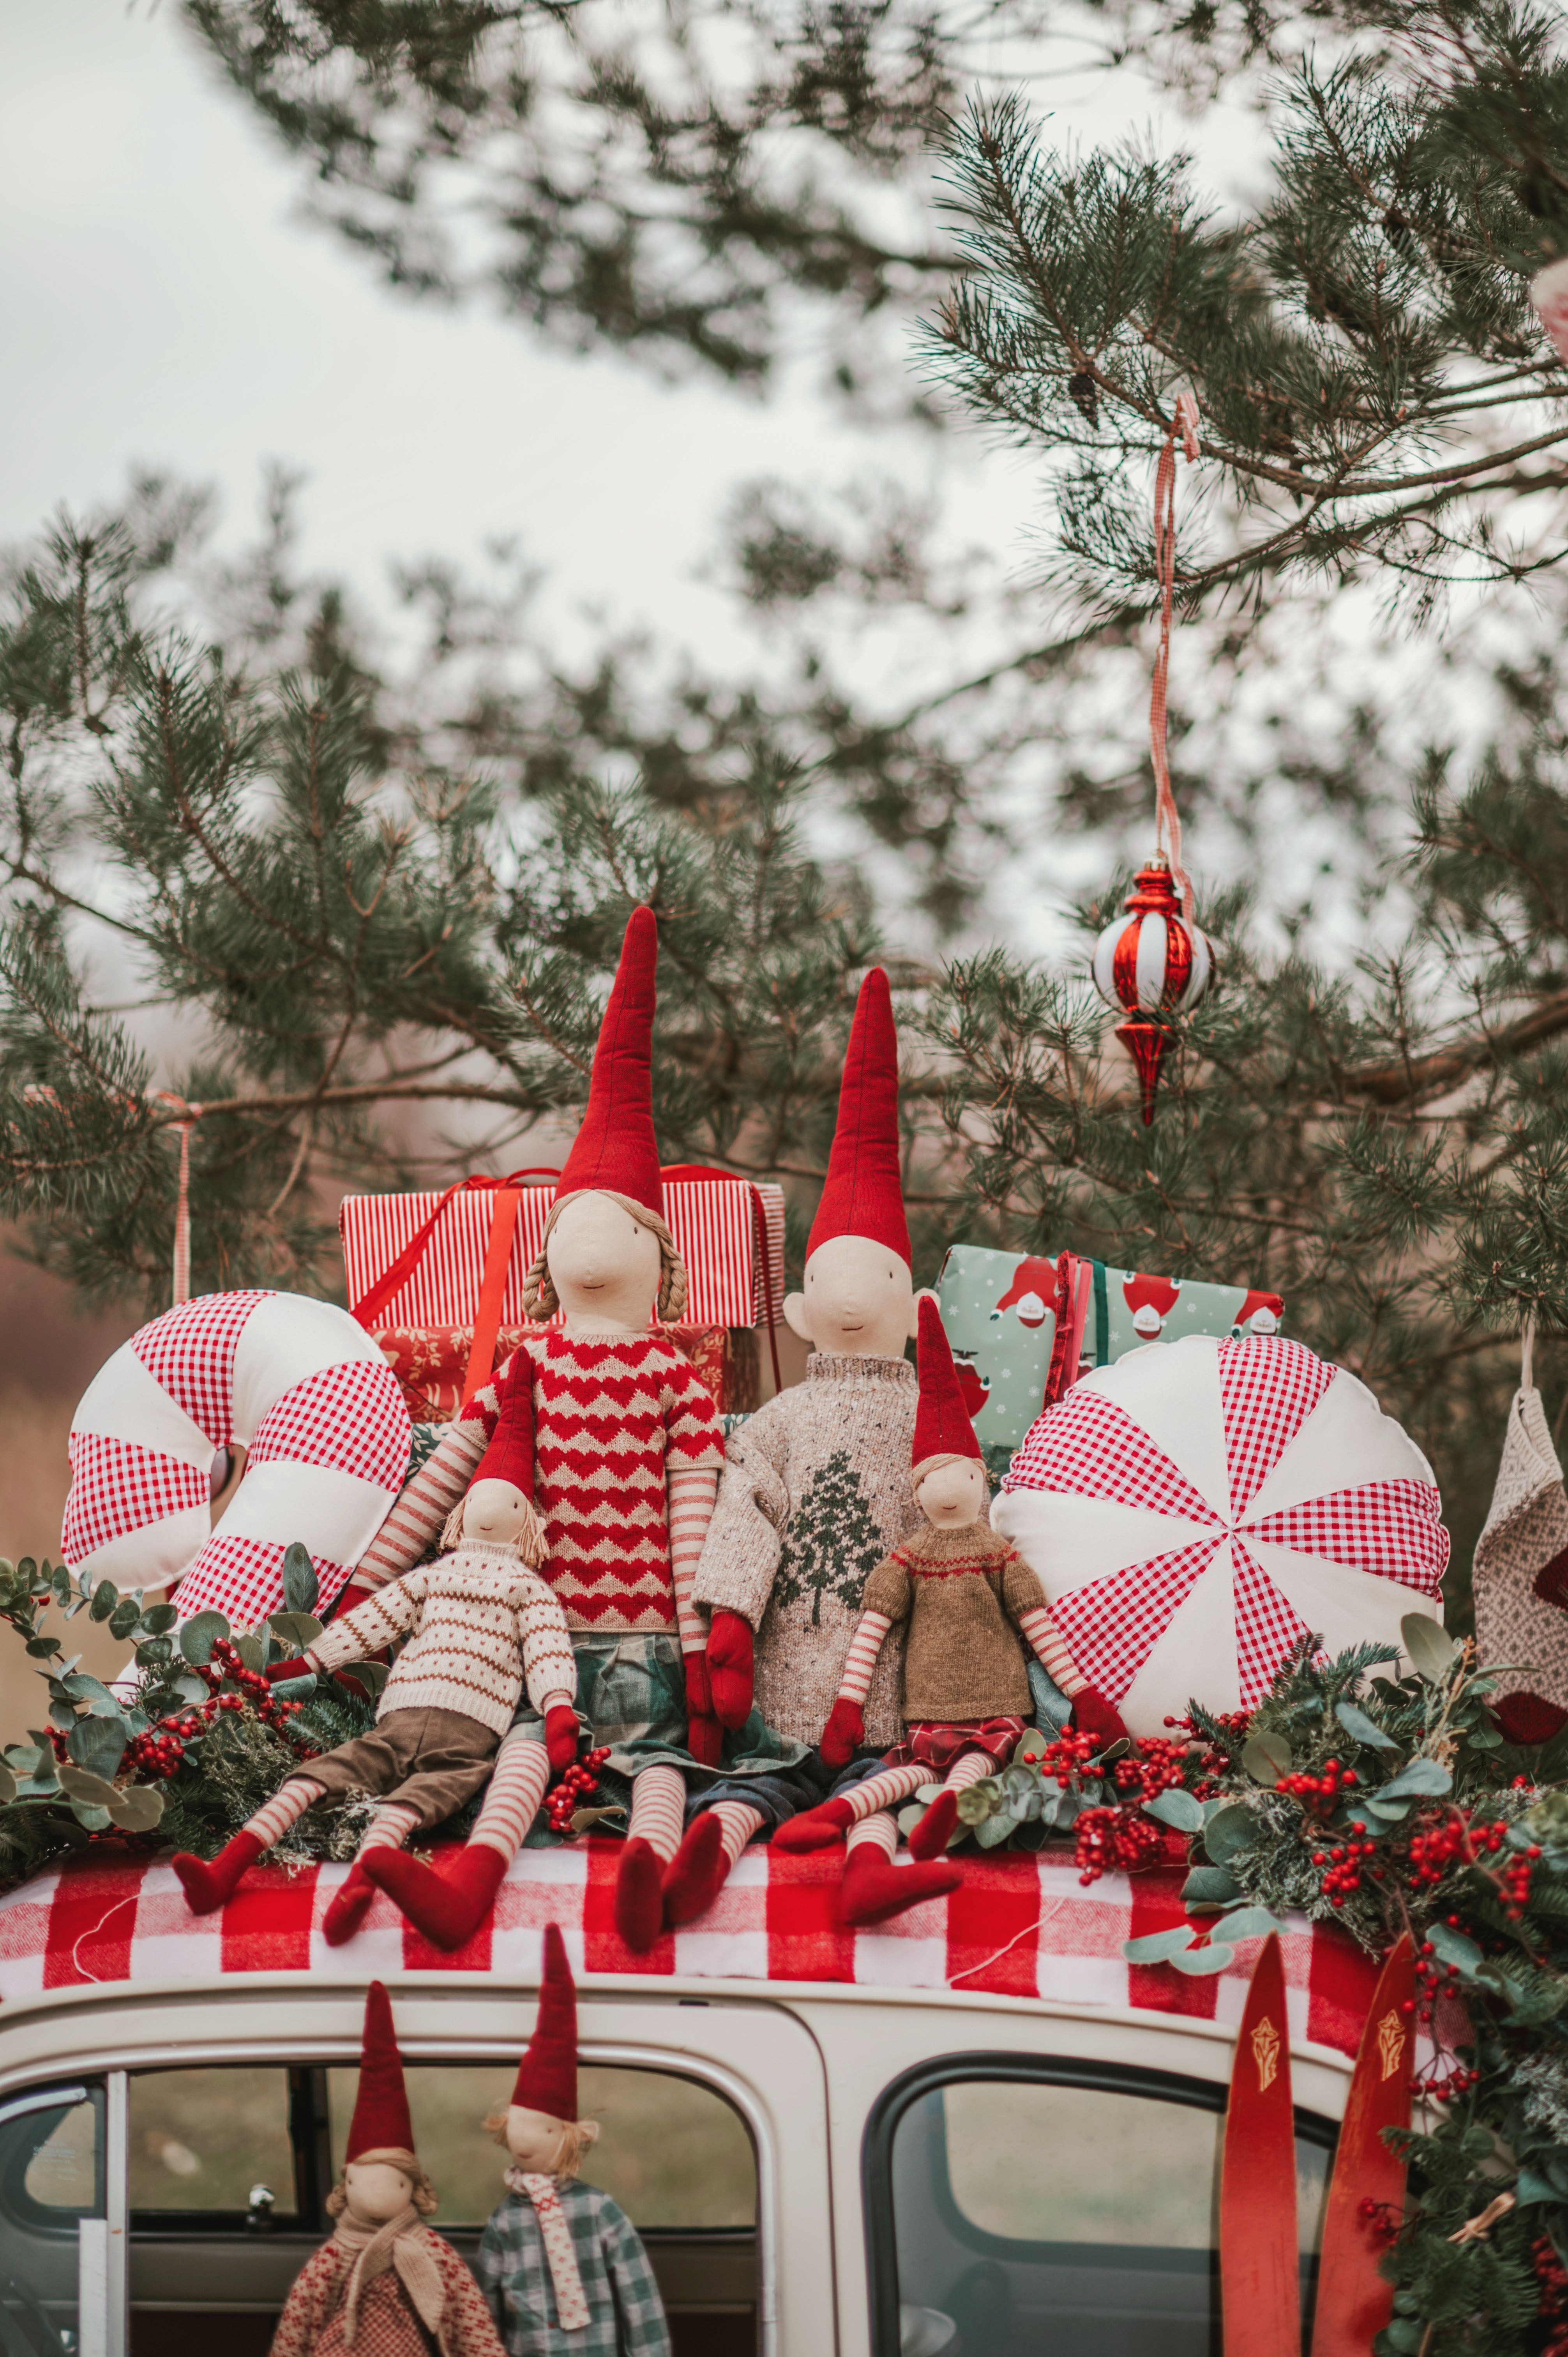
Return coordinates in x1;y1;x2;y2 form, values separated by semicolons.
775;1299;1127;1900
270;1982;507;2357
350;909;797;1956
170;1369;579;1944
476;1925;671;2357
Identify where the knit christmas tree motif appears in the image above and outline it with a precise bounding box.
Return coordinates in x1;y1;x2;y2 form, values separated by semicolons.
774;1449;886;1626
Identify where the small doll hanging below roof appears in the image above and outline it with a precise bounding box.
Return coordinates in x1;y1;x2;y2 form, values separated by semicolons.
476;1925;671;2357
269;1983;507;2357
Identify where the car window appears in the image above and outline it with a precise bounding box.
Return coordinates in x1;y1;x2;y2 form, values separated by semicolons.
325;2063;758;2230
876;2067;1332;2357
0;2085;104;2357
21;2102;100;2216
129;2067;298;2217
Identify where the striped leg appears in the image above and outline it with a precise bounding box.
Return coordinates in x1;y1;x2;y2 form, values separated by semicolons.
173;1774;327;1915
841;1806;962;1926
323;1799;421;1947
663;1799;765;1928
617;1765;688;1953
908;1746;994;1861
840;1762;927;1822
360;1738;551;1951
772;1761;927;1853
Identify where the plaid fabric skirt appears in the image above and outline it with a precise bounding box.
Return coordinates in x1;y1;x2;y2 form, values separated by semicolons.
504;1631;807;1792
882;1715;1027;1774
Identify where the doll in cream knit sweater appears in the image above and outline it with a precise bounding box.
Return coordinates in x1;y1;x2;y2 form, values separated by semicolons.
775;1297;1125;1890
171;1369;578;1943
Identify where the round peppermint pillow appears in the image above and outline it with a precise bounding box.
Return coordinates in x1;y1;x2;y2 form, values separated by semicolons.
991;1333;1448;1734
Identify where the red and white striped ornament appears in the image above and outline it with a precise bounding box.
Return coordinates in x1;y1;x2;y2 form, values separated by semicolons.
1091;856;1217;1122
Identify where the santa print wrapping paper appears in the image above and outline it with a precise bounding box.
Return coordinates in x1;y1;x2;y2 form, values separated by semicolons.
0;1846;1377;2057
341;1178;785;1334
377;1322;740;1423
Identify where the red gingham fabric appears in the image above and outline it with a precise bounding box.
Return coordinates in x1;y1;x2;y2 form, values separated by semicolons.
1006;1385;1221;1527
1231;1537;1318;1707
62;1433;207;1562
249;1357;411;1493
1222;1335;1333;1518
131;1291;270;1449
168;1534;355;1631
1248;1480;1448;1597
0;1847;1383;2064
1003;1335;1451;1705
1048;1538;1221;1705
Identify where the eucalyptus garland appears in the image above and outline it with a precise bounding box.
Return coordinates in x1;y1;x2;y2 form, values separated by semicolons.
938;1618;1568;2356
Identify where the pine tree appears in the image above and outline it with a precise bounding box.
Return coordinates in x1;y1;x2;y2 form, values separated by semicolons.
772;1448;888;1624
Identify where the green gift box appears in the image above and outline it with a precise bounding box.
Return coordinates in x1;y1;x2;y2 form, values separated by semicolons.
936;1244;1285;1462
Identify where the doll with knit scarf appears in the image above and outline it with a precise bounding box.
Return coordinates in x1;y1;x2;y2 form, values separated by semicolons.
171;1377;578;1944
776;1298;1125;1889
346;908;798;1958
270;1983;506;2357
477;1925;670;2357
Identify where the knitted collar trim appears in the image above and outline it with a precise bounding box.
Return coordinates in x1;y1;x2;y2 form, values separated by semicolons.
904;1520;1007;1560
805;1352;916;1387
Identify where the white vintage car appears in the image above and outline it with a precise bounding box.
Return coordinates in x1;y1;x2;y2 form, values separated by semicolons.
0;1850;1365;2357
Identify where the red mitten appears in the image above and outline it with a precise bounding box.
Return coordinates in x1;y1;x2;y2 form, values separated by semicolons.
544;1705;580;1773
706;1611;754;1730
264;1652;318;1683
328;1580;375;1621
687;1711;725;1769
1071;1686;1129;1751
685;1650;714;1723
819;1696;864;1770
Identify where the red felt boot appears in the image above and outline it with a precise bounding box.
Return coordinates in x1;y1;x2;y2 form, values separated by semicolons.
362;1842;509;1951
907;1789;958;1862
172;1829;264;1917
661;1814;728;1927
321;1860;377;1947
771;1797;854;1853
1071;1686;1129;1750
615;1837;666;1952
839;1842;961;1927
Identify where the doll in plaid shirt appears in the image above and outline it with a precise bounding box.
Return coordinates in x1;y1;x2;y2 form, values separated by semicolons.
476;1927;670;2357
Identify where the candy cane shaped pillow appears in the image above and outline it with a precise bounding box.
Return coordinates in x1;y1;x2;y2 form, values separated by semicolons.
64;1291;411;1630
992;1333;1448;1733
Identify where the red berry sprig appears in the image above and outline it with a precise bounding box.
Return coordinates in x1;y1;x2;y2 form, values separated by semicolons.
1112;1735;1188;1801
1277;1757;1359;1811
1073;1804;1164;1885
546;1745;613;1837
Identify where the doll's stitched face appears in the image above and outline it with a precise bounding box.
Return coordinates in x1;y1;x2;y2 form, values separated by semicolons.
547;1191;662;1330
915;1459;987;1528
463;1477;533;1548
784;1234;927;1359
343;2161;416;2224
503;2106;568;2171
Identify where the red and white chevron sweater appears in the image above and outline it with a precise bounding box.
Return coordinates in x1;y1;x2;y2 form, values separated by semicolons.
357;1329;723;1636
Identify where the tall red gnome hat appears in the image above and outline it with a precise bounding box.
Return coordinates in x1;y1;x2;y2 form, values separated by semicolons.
911;1295;985;1486
511;1925;578;2121
457;1367;546;1564
346;1982;417;2162
806;967;910;1264
555;905;663;1218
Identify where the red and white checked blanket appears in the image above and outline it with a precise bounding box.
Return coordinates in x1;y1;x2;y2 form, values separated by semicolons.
0;1847;1379;2059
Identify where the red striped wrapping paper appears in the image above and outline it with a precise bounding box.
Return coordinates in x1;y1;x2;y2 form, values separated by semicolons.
0;1847;1381;2060
340;1179;786;1332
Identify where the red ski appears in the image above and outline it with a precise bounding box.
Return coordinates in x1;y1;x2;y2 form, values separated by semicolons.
1221;1931;1301;2357
1310;1932;1416;2355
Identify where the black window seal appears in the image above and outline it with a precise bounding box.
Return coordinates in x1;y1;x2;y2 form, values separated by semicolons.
860;2050;1338;2357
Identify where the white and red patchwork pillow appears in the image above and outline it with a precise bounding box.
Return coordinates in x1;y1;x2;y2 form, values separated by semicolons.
64;1291;411;1630
994;1333;1448;1732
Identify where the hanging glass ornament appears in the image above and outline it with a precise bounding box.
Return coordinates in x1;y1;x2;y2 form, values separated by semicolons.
1092;386;1214;1125
1091;857;1216;1123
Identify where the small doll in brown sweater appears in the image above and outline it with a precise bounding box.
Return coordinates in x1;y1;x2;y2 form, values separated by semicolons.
776;1298;1126;1912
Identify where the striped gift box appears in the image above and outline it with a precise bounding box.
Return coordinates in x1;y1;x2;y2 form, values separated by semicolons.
340;1175;786;1332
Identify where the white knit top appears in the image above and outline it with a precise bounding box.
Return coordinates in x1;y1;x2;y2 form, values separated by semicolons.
310;1548;577;1737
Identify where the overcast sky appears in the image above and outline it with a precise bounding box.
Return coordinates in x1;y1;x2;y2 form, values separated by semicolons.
0;2;1261;672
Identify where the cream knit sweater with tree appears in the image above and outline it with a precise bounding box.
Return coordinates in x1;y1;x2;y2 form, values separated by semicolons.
692;1354;923;1748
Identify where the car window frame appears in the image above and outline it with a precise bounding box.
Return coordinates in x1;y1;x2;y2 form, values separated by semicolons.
860;2050;1339;2357
0;2081;106;2234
